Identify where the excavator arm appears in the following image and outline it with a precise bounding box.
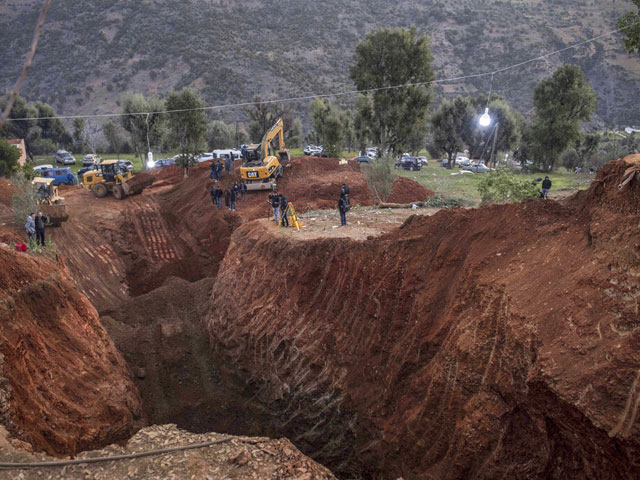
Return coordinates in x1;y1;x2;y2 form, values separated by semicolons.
241;118;289;190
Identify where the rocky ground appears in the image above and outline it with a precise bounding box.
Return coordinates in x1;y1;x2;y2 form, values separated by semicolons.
0;424;336;479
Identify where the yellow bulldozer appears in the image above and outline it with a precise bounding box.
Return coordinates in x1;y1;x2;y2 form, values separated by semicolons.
32;177;69;226
81;160;154;199
240;118;290;191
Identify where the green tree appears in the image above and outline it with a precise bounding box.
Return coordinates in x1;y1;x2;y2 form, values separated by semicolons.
121;93;166;163
0;138;21;177
35;102;70;147
208;121;233;149
309;99;345;157
528;65;597;171
104;120;127;156
0;94;37;149
72;118;86;149
165;88;208;177
431;96;475;167
350;27;435;153
363;153;395;203
246;97;300;147
468;96;522;166
618;0;640;56
477;168;539;204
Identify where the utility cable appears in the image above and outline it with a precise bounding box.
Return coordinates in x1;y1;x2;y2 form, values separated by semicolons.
2;26;631;122
0;436;268;470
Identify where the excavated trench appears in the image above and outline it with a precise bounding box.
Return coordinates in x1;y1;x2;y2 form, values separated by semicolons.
32;157;640;479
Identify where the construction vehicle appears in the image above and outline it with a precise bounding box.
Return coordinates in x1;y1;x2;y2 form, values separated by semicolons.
240;118;290;191
81;160;154;199
32;177;69;226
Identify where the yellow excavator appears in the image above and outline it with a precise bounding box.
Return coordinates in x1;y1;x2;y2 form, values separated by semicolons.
240;118;289;191
81;160;154;199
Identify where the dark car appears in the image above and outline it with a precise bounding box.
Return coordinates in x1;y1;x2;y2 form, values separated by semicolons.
54;150;76;165
355;156;370;163
311;150;328;158
151;157;176;168
396;156;421;171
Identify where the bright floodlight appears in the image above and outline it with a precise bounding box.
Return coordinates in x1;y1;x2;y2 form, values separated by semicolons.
479;107;491;127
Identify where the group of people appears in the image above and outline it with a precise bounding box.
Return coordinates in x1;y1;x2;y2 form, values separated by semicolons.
268;192;290;227
338;183;350;227
209;156;233;180
210;182;247;211
24;212;48;246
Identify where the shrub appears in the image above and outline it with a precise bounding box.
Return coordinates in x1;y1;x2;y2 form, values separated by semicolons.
477;167;539;204
362;153;395;203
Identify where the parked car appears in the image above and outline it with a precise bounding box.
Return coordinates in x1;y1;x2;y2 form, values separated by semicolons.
396;156;421;171
118;160;134;172
195;152;214;163
149;157;176;168
469;163;490;173
304;145;323;156
82;154;100;166
354;156;370;163
455;156;471;167
417;156;428;167
54;150;76;165
33;164;54;173
37;167;76;185
311;150;328;158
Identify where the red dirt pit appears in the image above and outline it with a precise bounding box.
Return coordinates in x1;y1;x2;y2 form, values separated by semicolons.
0;245;143;456
206;156;640;478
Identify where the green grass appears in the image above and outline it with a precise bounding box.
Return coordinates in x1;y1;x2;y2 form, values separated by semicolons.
32;153;151;174
394;164;592;205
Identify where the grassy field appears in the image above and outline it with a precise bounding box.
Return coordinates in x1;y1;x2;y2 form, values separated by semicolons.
32;153;154;174
394;163;593;205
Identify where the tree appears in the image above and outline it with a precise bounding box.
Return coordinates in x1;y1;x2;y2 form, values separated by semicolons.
431;96;475;168
468;96;522;165
0;94;37;152
208;121;233;149
0;138;21;177
363;154;395;203
165;88;208;177
121;93;166;163
618;0;640;56
309;99;345;157
72;118;86;147
350;27;434;153
246;97;301;146
35;102;70;147
477;168;539;204
528;65;597;171
104;120;127;156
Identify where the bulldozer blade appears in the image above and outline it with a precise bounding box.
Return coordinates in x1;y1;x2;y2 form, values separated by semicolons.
41;204;69;226
124;172;154;195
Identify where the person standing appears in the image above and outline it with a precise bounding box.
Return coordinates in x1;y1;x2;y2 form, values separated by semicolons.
279;194;289;227
25;213;35;243
232;182;240;201
230;187;237;211
270;192;281;223
34;211;47;246
341;183;350;209
210;184;217;207
541;176;552;199
224;189;231;209
338;195;348;227
225;154;231;175
241;182;247;200
216;187;224;207
210;162;217;180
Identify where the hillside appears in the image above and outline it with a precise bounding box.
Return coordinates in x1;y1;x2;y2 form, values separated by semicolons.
0;0;639;126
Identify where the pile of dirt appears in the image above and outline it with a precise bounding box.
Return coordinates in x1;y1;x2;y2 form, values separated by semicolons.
0;424;336;479
0;245;143;456
206;156;640;478
0;178;15;217
387;175;433;203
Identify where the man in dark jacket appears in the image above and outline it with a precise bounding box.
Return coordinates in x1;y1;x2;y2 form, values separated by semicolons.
210;184;217;206
225;155;232;174
34;211;48;246
230;188;237;211
269;192;281;223
216;187;224;207
541;176;552;199
232;182;240;200
224;189;231;209
341;183;350;209
241;182;247;200
338;195;347;227
279;194;289;227
210;162;217;180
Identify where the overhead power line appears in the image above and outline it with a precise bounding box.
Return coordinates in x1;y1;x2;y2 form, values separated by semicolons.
3;26;630;122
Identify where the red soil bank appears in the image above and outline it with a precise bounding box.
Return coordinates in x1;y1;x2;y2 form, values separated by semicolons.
0;246;143;455
0;178;14;208
207;156;640;478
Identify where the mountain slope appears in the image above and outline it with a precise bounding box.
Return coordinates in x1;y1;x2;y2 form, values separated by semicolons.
1;0;639;126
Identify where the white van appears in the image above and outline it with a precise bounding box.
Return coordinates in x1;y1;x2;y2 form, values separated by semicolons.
212;149;242;160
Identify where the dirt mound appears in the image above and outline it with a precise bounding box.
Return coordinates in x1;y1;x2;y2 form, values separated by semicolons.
206;158;640;478
387;175;433;203
0;245;143;455
0;178;14;208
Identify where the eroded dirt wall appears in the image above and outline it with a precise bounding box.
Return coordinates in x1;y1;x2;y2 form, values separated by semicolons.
207;157;640;479
0;246;143;456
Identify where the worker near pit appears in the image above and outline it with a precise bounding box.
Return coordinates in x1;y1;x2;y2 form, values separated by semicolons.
224;189;231;209
279;194;289;227
232;182;240;201
225;154;232;175
240;181;247;200
210;162;217;180
34;211;48;246
341;183;350;209
269;191;281;223
338;192;348;227
25;213;35;243
541;176;552;199
229;187;237;211
210;184;217;207
216;187;224;207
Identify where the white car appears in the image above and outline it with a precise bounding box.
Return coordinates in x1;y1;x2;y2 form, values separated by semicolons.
455;156;471;167
417;156;428;166
33;164;54;172
196;152;214;162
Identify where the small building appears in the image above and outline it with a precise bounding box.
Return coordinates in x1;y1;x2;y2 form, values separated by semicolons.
7;139;27;166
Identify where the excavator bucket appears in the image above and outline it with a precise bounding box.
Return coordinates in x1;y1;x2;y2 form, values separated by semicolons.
122;172;154;195
41;204;69;227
